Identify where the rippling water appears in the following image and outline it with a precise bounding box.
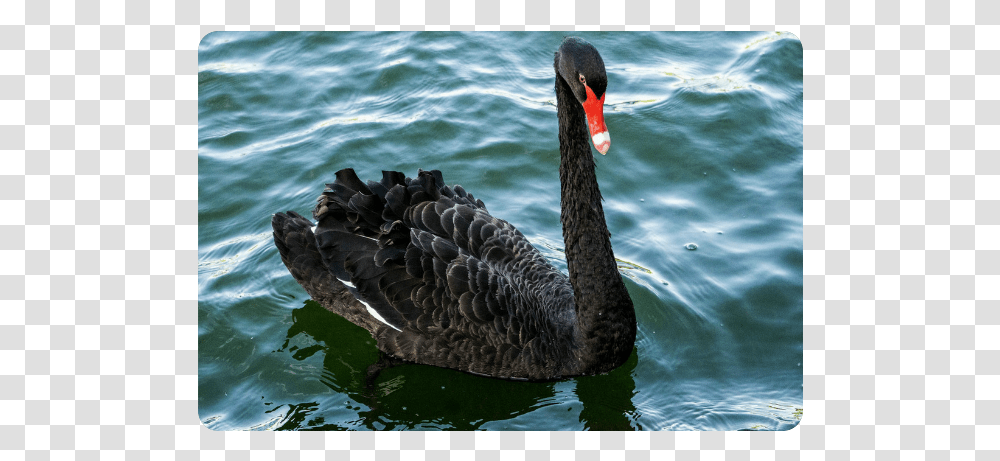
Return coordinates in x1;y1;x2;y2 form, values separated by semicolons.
198;31;803;431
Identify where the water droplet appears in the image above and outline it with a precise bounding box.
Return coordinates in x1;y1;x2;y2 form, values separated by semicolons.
703;172;707;175
717;231;724;234
684;243;698;250
640;198;644;202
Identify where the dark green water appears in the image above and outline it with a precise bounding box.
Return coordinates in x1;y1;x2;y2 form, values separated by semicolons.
198;32;802;431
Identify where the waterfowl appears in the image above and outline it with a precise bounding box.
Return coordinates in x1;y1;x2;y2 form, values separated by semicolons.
272;37;635;380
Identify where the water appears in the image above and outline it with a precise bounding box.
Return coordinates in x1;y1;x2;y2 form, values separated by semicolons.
198;32;803;431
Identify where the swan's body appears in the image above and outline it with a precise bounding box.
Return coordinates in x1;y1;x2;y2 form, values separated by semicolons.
272;37;635;380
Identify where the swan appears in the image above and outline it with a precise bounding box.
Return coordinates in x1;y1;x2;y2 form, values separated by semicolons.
272;37;635;380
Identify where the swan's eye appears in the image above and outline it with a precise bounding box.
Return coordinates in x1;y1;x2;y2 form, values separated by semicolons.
579;74;586;85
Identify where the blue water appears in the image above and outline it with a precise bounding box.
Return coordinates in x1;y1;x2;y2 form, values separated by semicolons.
198;32;803;431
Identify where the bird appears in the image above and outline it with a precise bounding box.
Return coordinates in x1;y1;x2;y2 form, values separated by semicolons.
272;37;636;381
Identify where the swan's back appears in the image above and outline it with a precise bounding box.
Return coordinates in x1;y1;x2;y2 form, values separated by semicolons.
273;168;581;380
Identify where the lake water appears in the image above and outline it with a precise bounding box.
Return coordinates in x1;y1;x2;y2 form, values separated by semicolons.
198;31;803;431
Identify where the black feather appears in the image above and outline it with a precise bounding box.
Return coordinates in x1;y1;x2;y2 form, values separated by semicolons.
384;184;409;221
446;263;469;296
335;168;371;195
431;236;459;262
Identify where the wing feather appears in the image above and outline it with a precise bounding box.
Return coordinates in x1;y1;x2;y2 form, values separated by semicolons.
301;168;575;375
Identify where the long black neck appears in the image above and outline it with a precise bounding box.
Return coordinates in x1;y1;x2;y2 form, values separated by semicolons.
555;64;636;372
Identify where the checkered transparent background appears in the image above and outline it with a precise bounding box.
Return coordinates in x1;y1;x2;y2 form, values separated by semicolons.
2;0;998;458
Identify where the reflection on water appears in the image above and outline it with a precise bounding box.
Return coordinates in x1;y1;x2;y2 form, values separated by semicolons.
271;302;644;431
200;300;798;431
274;301;566;430
575;351;641;431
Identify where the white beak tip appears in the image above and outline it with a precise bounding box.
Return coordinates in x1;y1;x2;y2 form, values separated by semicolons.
592;131;610;154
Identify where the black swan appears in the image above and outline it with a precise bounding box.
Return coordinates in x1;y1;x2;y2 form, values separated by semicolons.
272;37;635;380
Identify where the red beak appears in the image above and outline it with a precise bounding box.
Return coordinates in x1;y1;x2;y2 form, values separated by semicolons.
581;84;610;154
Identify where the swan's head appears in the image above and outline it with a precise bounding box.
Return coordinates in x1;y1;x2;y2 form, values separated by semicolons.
556;37;610;155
